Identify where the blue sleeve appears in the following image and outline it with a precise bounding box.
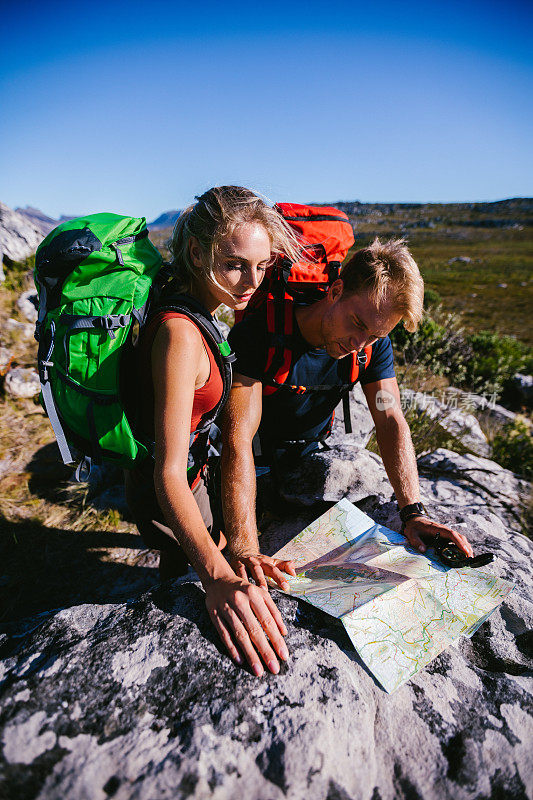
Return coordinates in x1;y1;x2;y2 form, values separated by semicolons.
227;307;268;381
359;335;395;385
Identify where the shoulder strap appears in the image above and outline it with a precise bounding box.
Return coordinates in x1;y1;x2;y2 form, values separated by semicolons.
155;291;235;433
342;345;373;433
347;344;373;384
263;291;295;397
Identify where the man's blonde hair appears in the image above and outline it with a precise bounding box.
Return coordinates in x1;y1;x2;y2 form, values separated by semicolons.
340;237;424;332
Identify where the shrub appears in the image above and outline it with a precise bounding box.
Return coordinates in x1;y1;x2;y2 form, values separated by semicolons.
391;311;533;403
3;255;35;293
390;312;472;387
423;288;441;310
491;418;533;480
465;331;533;399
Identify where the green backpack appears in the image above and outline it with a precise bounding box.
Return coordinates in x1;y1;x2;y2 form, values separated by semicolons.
34;213;234;477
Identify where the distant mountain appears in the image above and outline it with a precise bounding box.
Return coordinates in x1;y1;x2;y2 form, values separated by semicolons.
329;197;533;236
15;206;58;236
1;202;44;262
149;210;181;229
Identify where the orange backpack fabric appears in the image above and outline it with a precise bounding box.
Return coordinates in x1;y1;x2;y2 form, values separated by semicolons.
235;203;372;400
273;202;355;290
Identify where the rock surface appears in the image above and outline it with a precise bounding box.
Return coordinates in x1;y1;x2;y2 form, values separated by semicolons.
331;383;376;447
4;367;40;399
416;448;530;534
279;443;392;506
0;203;43;263
5;318;35;340
1;439;531;799
16;291;38;324
0;536;531;798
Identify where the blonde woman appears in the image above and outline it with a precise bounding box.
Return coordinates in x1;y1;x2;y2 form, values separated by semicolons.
125;186;299;676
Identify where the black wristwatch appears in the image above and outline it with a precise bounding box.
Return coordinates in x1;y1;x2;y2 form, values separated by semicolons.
399;502;427;533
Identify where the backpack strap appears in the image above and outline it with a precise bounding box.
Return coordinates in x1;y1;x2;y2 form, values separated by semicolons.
37;321;75;465
342;345;373;433
154;291;236;435
263;290;295;397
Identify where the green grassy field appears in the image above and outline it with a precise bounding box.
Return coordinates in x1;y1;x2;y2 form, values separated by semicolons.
353;228;533;346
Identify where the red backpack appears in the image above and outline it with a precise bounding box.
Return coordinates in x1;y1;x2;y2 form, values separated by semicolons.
236;204;372;432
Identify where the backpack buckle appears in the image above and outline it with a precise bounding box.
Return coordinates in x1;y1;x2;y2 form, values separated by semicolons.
39;360;54;382
328;260;341;281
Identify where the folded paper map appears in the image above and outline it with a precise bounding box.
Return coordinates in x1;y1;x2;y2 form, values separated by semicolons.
273;499;513;692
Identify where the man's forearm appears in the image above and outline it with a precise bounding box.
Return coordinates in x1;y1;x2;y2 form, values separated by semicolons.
374;414;420;508
221;440;260;557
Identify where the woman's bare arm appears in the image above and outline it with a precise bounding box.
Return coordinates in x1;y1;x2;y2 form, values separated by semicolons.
151;319;289;674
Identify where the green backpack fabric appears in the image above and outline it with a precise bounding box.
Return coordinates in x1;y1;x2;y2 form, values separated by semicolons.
35;213;235;478
35;213;163;471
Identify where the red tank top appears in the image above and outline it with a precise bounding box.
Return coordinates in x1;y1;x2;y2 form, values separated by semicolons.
137;311;224;484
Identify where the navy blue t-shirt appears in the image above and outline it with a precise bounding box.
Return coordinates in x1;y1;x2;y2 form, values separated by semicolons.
228;303;395;449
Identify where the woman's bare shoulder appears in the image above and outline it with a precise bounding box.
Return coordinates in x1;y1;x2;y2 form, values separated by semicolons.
152;314;204;354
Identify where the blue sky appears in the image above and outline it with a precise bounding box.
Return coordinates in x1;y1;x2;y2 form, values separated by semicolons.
1;0;532;220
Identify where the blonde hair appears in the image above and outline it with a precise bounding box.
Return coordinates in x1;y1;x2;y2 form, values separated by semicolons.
168;186;302;295
340;237;424;332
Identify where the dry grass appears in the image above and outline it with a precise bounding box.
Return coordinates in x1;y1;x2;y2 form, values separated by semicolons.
0;394;157;623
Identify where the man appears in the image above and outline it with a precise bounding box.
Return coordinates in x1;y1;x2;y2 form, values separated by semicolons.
220;237;473;596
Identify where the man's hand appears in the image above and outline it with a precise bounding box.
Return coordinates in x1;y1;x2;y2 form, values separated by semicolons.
205;576;289;677
229;552;297;592
403;516;474;558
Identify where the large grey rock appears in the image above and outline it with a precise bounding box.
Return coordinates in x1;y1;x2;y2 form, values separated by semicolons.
417;448;530;534
0;417;531;797
331;383;375;447
278;442;392;507
445;387;516;428
4;367;40;398
0;202;43;262
16;290;38;323
401;389;489;456
0;514;531;800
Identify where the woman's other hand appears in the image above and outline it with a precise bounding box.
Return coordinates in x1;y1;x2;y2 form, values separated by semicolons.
205;576;289;677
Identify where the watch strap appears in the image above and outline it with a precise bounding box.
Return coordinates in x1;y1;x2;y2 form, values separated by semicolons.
399;502;427;524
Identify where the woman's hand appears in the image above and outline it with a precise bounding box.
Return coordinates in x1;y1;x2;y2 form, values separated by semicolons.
229;552;297;592
205;576;290;677
403;516;474;557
